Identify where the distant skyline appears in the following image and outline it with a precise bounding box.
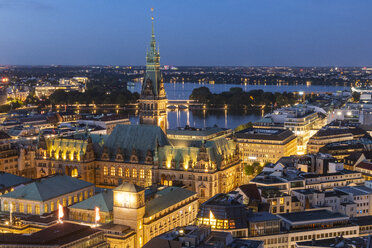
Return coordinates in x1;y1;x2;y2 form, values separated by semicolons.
0;0;371;67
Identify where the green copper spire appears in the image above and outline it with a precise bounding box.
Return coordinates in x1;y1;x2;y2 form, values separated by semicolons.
141;8;166;99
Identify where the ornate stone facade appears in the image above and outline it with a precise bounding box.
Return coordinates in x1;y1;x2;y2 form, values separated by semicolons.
138;12;167;133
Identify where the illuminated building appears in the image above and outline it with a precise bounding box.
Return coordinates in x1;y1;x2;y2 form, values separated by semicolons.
143;225;264;248
277;210;359;248
307;127;368;154
196;193;249;237
0;131;20;175
34;122;242;202
34;77;88;98
157;128;242;202
99;182;198;248
0;222;108;248
355;161;372;180
78;114;131;134
260;188;293;214
0;88;7;105
35;133;96;181
235;128;297;165
138;10;167;133
255;105;326;155
69;189;113;224
319;139;370;161
0;175;94;215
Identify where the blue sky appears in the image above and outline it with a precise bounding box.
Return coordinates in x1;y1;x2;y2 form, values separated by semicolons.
0;0;371;66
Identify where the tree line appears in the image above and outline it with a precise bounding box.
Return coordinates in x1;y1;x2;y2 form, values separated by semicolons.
189;87;298;109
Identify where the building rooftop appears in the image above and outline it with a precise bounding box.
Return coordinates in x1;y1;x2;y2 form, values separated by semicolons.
277;210;348;224
351;215;372;226
0;172;31;192
1;174;93;202
167;126;228;138
198;194;248;229
145;187;197;217
235;128;295;141
296;236;371;248
114;182;144;193
91;124;169;162
247;212;279;223
0;222;102;246
335;186;372;196
237;184;261;202
293;189;322;195
69;189;113;212
356;161;372;171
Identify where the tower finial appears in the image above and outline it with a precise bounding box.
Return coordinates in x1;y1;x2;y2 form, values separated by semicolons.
151;8;154;38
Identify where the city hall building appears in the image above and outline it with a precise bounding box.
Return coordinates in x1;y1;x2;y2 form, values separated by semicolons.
32;12;243;203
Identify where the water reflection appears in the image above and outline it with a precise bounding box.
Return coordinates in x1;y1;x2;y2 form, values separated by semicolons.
128;82;349;100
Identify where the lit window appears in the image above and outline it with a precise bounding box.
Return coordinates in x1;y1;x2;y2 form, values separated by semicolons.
118;168;123;177
103;166;108;176
280;198;284;205
51;202;55;211
71;168;78;177
125;168;130;177
140;169;145;179
63;198;67;207
79;193;83;201
27;204;32;214
147;170;152;180
3;201;8;211
84;191;88;199
35;205;40;215
74;195;78;203
132;169;137;178
68;196;72;205
44;203;48;213
111;167;116;176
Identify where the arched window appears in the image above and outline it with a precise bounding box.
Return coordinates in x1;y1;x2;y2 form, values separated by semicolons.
111;167;116;176
118;167;123;177
35;205;40;215
132;169;137;178
71;168;78;177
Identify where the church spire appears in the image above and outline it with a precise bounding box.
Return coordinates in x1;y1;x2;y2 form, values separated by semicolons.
151;8;155;39
149;8;157;58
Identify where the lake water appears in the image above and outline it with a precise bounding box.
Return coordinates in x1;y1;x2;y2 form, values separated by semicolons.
128;82;349;100
128;82;349;129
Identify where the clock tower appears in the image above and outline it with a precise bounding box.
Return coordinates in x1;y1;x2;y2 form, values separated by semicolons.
139;9;167;133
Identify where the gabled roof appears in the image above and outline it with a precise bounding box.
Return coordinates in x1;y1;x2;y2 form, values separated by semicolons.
145;187;196;217
1;175;93;202
69;190;113;212
0;172;31;191
356;161;372;171
91;124;169;162
237;184;261;202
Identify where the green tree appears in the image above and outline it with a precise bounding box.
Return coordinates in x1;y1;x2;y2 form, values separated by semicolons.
244;163;255;176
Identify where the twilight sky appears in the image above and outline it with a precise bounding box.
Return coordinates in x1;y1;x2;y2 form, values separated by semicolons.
0;0;371;66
